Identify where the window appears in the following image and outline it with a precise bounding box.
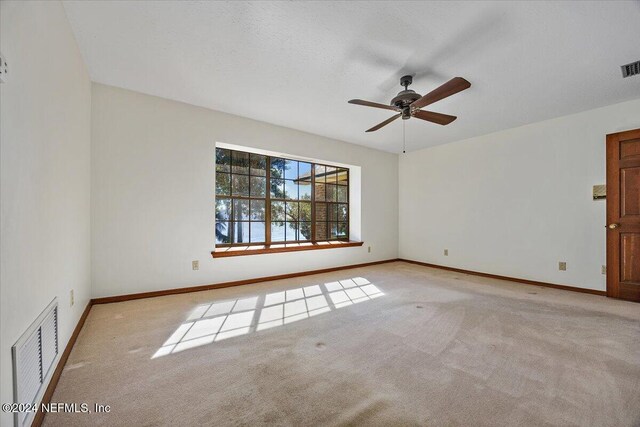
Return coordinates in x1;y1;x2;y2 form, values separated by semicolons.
215;147;349;247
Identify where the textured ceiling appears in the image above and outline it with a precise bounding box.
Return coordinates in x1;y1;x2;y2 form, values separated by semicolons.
63;1;640;153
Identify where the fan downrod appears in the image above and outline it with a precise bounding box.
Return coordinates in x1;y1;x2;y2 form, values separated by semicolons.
400;75;413;90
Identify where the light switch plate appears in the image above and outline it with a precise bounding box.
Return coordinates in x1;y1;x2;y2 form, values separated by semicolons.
559;262;567;271
192;260;199;270
593;185;606;200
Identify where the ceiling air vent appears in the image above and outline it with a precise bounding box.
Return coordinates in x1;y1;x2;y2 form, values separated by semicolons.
621;60;640;78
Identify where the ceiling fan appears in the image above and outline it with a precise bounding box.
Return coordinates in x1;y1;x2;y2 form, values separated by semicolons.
348;75;471;132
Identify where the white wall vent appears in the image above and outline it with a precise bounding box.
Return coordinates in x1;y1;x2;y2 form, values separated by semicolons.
11;299;59;427
621;60;640;78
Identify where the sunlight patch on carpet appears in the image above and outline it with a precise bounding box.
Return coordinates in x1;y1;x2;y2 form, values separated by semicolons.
152;277;384;358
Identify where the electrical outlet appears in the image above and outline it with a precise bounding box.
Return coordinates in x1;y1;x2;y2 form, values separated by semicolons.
601;265;607;275
559;262;567;271
70;289;74;307
368;246;371;253
192;260;199;270
444;249;449;256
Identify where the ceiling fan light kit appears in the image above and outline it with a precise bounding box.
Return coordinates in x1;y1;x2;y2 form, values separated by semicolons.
348;75;471;133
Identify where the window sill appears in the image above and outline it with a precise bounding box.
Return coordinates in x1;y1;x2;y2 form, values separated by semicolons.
211;241;364;258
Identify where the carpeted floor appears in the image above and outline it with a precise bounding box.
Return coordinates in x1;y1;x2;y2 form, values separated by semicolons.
45;261;640;426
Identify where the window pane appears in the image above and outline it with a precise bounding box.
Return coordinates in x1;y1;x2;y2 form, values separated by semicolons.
299;222;311;241
233;222;250;243
314;165;325;183
271;222;285;242
315;182;326;201
299;202;311;222
270;178;284;199
286;201;299;221
329;222;338;239
315;221;327;240
216;172;230;195
250;200;265;220
232;175;249;197
326;184;337;202
299;162;312;180
337;222;348;238
338;204;348;222
337;185;348;203
316;202;327;223
285;180;298;200
215;198;232;221
286;222;298;241
250;154;266;176
215;220;231;244
284;159;299;180
216;148;231;173
325;166;337;183
271;201;285;221
250;176;266;197
233;199;249;220
327;203;337;221
270;157;285;179
299;179;312;200
232;151;249;174
250;222;265;243
337;168;348;185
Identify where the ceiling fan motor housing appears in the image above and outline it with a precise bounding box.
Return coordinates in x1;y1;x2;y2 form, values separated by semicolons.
391;90;422;109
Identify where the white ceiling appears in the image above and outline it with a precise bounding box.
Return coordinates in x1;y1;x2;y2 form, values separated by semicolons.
63;1;640;153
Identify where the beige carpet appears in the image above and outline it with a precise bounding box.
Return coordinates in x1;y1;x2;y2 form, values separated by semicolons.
45;261;640;426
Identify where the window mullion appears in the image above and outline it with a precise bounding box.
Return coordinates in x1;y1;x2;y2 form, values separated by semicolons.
346;168;350;241
230;150;235;244
248;164;251;244
265;156;271;245
311;163;316;243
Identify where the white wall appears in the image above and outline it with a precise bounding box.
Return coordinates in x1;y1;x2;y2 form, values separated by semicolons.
0;1;92;424
399;99;640;291
91;83;398;298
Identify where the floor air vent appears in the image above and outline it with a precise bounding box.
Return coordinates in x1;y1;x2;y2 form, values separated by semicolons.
11;299;59;427
621;60;640;78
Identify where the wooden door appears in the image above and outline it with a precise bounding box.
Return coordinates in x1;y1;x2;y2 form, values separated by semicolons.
606;128;640;302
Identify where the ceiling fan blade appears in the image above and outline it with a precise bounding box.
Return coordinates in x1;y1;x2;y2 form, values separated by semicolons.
413;110;457;125
349;99;399;111
366;114;401;132
411;77;471;110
